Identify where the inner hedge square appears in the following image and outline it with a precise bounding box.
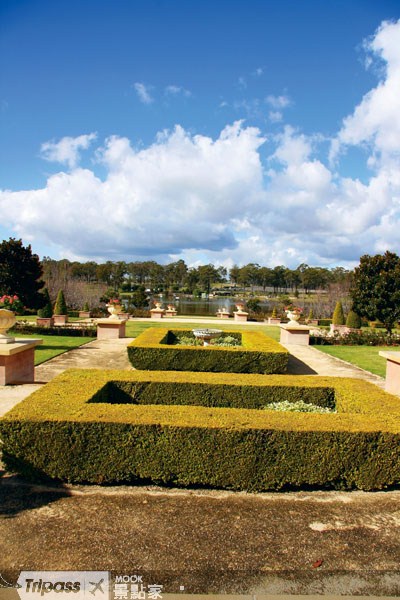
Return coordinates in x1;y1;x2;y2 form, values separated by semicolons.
127;327;289;374
1;368;400;491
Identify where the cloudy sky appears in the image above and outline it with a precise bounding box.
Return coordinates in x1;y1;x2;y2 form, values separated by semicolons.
1;0;400;269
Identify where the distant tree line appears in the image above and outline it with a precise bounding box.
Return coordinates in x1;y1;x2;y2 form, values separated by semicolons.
41;257;352;296
3;238;400;329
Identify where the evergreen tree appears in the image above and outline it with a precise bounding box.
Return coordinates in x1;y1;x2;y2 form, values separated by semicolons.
54;290;67;315
0;238;44;308
351;251;400;334
346;309;361;329
332;301;345;325
37;288;53;318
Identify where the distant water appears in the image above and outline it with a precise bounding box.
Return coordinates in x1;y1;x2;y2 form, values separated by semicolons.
176;298;236;316
174;297;271;316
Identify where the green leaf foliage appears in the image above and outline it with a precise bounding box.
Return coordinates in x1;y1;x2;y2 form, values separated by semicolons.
128;328;289;374
1;369;400;491
54;289;67;315
351;251;400;333
332;301;345;325
346;309;362;329
0;238;44;309
37;288;53;318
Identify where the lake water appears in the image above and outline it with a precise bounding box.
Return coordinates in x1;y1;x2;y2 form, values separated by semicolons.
176;298;236;316
173;297;272;316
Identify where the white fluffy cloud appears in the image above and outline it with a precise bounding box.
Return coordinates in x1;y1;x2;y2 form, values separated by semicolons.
1;20;400;267
133;82;154;104
40;133;97;169
0;122;266;260
332;19;400;169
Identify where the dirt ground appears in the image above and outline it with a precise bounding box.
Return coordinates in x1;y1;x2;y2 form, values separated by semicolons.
1;475;400;597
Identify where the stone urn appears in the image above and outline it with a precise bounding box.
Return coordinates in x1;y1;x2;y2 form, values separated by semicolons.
192;328;222;346
235;302;246;313
154;301;163;310
0;308;16;343
107;304;121;319
286;310;301;326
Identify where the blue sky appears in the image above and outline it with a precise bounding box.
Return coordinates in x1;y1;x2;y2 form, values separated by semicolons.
1;0;400;268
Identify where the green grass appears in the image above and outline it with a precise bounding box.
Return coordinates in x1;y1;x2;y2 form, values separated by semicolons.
125;320;281;341
14;334;93;365
315;345;390;378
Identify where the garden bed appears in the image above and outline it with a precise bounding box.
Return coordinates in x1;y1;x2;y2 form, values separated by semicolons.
1;368;399;491
127;328;289;374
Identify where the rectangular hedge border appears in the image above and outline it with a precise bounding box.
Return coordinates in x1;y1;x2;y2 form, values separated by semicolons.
127;328;289;374
1;368;400;491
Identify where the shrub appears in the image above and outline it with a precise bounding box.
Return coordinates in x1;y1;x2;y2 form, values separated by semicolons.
332;301;345;325
310;328;400;347
1;369;400;491
54;290;67;315
318;319;332;326
246;298;261;313
37;288;53;318
10;322;96;337
346;309;362;329
127;328;289;374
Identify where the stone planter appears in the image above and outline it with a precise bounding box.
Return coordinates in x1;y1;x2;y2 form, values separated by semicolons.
286;311;301;326
79;311;91;318
53;314;68;325
0;309;16;343
36;317;54;328
107;305;123;319
217;309;231;319
267;318;281;325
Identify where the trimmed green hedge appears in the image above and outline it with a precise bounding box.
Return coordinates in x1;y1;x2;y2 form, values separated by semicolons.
128;328;289;374
1;368;400;491
11;323;97;337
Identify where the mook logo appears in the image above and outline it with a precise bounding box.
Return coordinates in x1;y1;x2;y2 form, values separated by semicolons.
16;572;110;600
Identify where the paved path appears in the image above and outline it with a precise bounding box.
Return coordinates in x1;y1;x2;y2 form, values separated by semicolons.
280;342;385;387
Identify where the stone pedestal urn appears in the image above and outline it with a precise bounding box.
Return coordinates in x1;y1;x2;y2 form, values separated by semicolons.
107;304;122;320
286;311;301;326
0;309;16;343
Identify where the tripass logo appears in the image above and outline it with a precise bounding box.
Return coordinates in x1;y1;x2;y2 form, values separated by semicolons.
15;572;109;600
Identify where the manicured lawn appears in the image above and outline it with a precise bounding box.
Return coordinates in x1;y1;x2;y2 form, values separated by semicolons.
125;320;281;341
14;334;93;365
315;345;392;378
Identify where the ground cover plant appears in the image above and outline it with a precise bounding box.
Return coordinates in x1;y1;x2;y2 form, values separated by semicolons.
1;368;399;491
128;327;288;373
